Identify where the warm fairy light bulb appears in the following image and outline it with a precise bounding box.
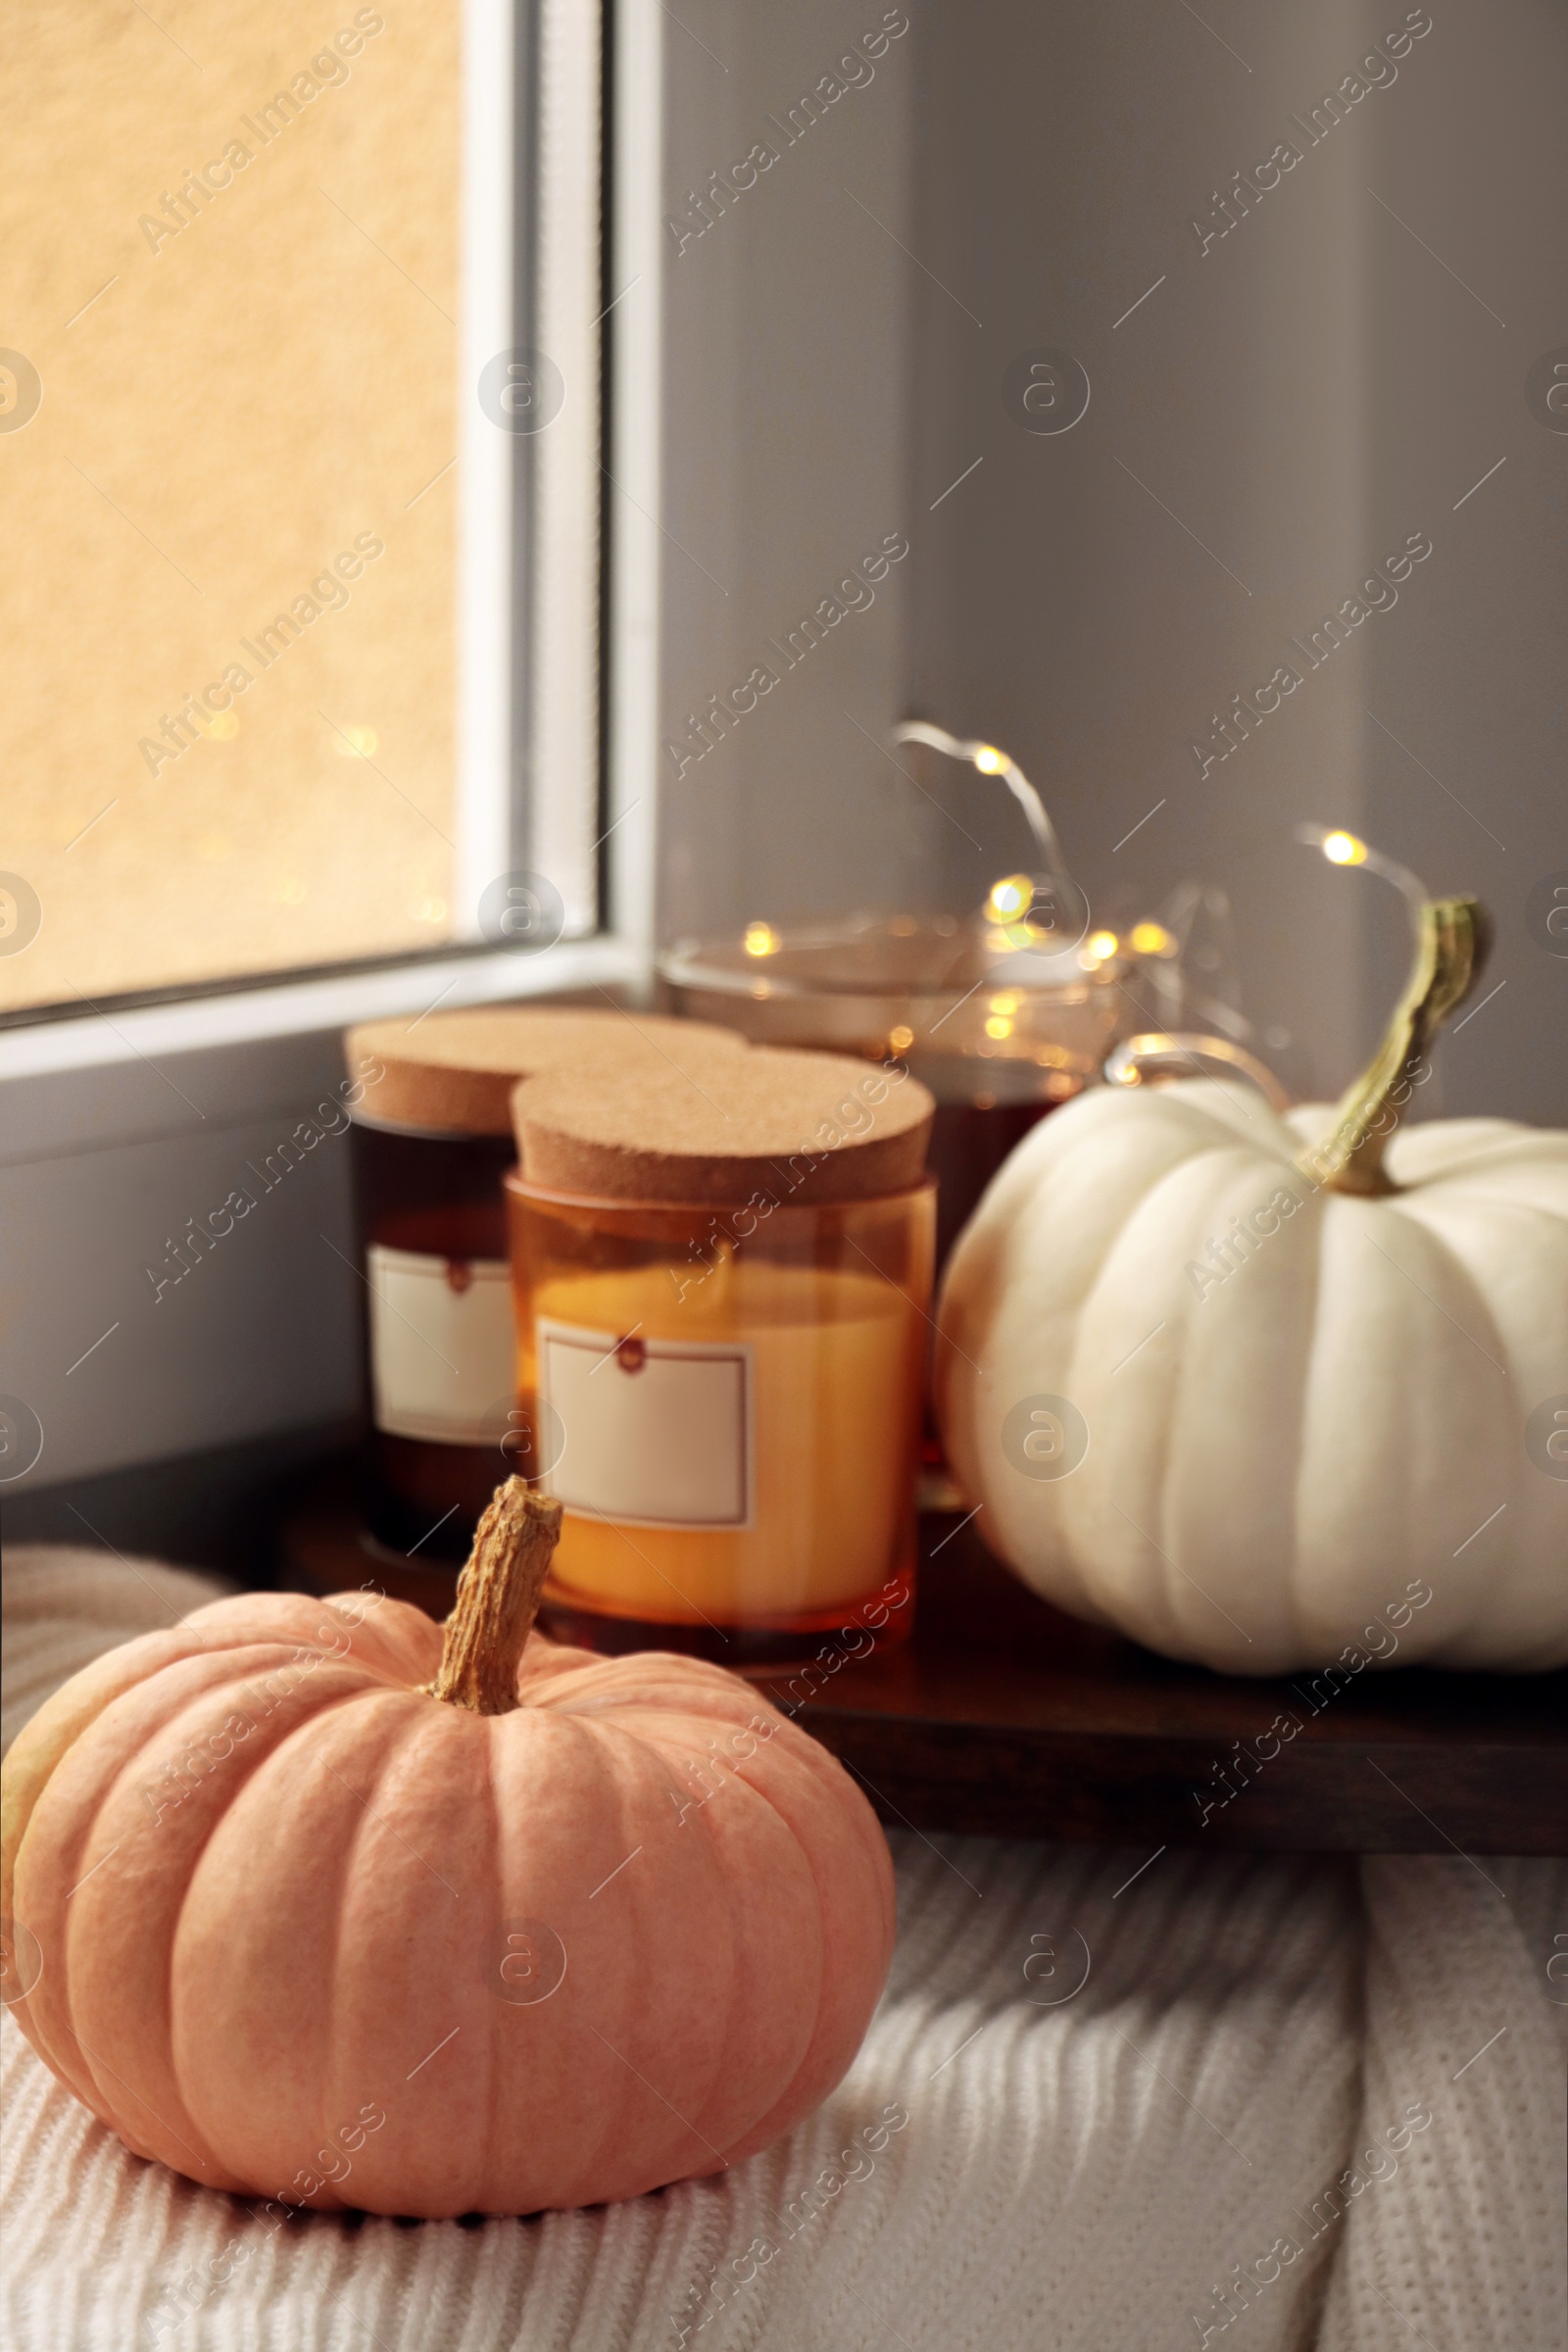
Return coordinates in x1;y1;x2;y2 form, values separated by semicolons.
986;873;1031;918
743;921;780;957
984;1015;1013;1040
889;1024;913;1052
1296;820;1426;924
989;991;1020;1015
1130;920;1175;956
890;721;1075;884
1086;929;1119;961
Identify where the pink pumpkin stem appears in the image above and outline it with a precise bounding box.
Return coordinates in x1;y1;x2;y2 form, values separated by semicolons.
427;1478;563;1716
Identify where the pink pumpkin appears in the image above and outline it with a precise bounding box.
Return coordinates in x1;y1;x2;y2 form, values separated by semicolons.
1;1485;894;2217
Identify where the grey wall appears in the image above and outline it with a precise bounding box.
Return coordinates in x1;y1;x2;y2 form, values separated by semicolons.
658;1;916;938
1360;0;1566;1116
659;0;1566;1117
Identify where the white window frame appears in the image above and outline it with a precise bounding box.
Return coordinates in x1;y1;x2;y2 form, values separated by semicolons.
0;0;663;1493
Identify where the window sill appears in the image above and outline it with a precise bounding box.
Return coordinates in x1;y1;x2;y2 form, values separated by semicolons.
0;934;651;1491
0;936;649;1088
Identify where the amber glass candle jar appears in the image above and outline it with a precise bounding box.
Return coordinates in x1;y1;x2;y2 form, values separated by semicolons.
507;1047;936;1667
344;1008;744;1560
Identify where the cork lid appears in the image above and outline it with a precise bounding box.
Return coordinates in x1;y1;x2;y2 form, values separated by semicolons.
346;1006;747;1136
513;1046;935;1203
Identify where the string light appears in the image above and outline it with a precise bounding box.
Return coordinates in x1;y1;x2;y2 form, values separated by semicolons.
986;874;1031;919
1296;822;1426;923
888;719;1070;875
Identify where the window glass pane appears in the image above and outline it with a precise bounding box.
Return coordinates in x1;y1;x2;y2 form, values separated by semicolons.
2;0;461;1011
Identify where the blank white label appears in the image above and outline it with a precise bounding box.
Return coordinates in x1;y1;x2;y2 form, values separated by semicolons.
367;1245;514;1445
538;1319;754;1529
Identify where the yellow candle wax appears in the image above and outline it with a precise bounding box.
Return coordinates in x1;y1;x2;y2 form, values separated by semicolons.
527;1249;924;1624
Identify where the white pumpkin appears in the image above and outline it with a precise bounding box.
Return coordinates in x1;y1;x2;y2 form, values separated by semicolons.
935;904;1568;1675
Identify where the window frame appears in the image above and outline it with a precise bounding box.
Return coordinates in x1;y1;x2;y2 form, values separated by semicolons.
0;0;663;1495
0;0;661;1055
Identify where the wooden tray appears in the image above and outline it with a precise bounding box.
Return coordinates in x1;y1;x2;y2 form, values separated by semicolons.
776;1521;1566;1856
277;1485;1565;1856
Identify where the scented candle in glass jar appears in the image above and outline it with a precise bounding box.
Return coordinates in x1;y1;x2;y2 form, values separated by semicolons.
344;1008;745;1559
507;1047;936;1667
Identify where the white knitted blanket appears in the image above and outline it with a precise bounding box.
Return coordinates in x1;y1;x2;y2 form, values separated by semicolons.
3;1547;1563;2352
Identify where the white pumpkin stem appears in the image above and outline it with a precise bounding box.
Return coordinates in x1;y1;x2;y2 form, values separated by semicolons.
429;1479;563;1715
1304;897;1491;1198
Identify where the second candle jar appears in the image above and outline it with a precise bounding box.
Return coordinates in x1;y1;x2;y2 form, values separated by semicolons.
507;1048;937;1667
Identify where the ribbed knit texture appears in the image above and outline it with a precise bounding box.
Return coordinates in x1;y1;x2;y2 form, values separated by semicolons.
0;1546;232;1756
1316;1854;1568;2352
2;1547;1560;2351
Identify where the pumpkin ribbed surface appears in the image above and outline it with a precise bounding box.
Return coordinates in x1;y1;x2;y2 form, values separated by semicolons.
1;1589;895;2218
935;1080;1568;1674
